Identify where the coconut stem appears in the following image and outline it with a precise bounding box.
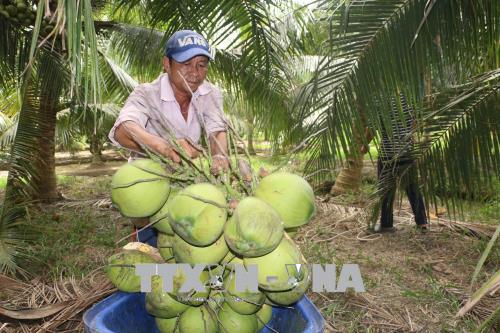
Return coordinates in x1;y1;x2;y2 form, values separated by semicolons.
176;193;228;209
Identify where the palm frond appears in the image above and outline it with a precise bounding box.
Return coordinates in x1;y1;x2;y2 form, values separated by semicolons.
0;113;19;150
0;203;30;275
107;24;164;82
417;71;499;215
294;0;498;194
98;50;138;102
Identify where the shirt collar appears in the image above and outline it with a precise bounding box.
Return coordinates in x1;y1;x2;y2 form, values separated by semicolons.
160;74;176;102
160;73;211;101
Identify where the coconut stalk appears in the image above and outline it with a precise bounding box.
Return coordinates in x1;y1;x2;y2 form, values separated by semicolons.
177;72;257;197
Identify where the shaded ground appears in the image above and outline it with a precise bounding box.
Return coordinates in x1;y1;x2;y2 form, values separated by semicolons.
0;149;126;178
0;152;498;332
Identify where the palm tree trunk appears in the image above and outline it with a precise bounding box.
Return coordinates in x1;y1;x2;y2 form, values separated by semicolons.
247;122;256;155
89;134;105;165
4;54;64;204
33;93;60;202
331;112;374;196
330;154;365;196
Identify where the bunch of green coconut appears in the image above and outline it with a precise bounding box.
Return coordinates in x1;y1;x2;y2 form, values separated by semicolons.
0;0;54;35
106;158;316;333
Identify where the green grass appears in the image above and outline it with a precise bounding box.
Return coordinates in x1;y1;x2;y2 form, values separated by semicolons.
249;153;308;174
9;175;129;278
18;203;129;278
0;175;7;189
0;174;105;191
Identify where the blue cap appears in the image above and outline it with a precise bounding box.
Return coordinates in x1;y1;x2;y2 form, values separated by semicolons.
164;30;213;63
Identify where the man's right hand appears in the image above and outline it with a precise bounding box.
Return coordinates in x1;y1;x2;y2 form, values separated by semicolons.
177;139;201;159
153;141;181;163
155;139;202;163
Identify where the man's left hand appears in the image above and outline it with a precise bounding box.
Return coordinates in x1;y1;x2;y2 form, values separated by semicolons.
211;154;230;175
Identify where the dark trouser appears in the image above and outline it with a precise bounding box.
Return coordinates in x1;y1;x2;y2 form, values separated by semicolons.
377;157;427;228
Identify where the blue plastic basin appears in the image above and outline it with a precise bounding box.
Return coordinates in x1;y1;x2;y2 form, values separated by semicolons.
83;292;324;333
84;227;324;332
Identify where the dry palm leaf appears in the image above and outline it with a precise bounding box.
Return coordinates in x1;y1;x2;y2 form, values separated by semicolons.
433;217;497;239
0;271;115;332
0;301;71;320
457;271;500;317
0;274;30;292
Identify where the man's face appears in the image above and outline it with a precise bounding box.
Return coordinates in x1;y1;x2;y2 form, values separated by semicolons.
163;55;209;94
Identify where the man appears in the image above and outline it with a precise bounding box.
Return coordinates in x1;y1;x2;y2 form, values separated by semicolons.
375;94;428;232
109;30;229;173
109;30;229;229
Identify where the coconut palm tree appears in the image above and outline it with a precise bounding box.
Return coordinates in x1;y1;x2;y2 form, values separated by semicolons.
55;103;122;164
292;0;498;213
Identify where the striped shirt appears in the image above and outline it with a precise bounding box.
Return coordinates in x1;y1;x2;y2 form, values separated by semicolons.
379;94;415;160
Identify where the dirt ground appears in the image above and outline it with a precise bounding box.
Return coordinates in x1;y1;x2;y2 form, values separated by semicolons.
297;198;499;332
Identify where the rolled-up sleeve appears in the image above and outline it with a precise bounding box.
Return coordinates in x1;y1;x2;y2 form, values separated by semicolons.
203;88;228;135
108;85;151;147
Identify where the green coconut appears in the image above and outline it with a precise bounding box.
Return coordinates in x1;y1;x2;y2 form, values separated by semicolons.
167;183;227;246
255;172;316;228
217;303;257;333
264;264;311;305
16;3;27;12
220;251;244;273
244;238;304;291
150;188;179;234
5;5;17;16
207;290;225;312
155;316;180;333
178;305;218;333
146;276;189;318
105;249;161;292
224;197;283;257
256;304;273;331
111;159;171;218
285;226;300;237
223;272;265;315
170;266;211;306
207;264;225;277
157;232;175;262
172;234;228;266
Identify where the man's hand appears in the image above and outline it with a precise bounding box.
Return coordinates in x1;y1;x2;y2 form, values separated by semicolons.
211;154;230;175
177;139;201;159
153;140;181;163
115;121;182;163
